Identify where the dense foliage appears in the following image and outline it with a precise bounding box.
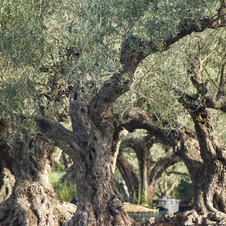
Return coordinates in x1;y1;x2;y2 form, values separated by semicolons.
1;0;224;131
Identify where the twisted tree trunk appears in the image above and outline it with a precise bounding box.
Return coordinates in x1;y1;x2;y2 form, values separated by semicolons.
188;108;226;221
67;151;132;226
36;86;136;225
117;135;180;204
35;34;145;225
0;138;76;226
122;109;226;224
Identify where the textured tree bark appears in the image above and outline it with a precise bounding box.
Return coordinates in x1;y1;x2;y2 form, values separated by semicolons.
0;120;15;202
65;94;134;225
63;129;134;226
122;110;226;224
0;155;15;202
175;60;226;223
34;33;147;225
111;126;128;174
0;138;76;226
188;108;226;221
67;158;132;226
36;82;136;224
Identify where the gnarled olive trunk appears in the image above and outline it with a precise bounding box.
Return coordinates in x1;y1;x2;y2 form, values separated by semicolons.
0;139;76;226
34;11;226;222
68;150;132;225
122;110;225;224
192;160;225;217
0;153;15;202
36;78;137;225
65;128;134;226
189;108;226;220
175;108;226;224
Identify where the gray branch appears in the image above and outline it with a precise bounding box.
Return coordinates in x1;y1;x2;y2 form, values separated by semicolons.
35;116;86;161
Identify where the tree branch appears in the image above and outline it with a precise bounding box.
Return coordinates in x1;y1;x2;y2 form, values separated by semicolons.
122;110;196;148
88;2;226;124
189;73;226;112
149;155;180;186
144;1;226;57
121;110;203;170
166;170;189;177
88;35;145;125
116;155;139;200
217;60;225;100
111;126;128;173
35;116;86;161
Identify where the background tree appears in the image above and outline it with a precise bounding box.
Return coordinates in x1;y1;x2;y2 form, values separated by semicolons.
118;23;225;224
116;132;181;204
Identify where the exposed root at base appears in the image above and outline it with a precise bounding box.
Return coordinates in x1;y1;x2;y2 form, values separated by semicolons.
146;209;226;226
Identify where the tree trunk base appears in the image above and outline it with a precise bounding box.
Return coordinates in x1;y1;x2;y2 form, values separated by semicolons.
148;209;226;226
0;180;76;226
66;204;138;226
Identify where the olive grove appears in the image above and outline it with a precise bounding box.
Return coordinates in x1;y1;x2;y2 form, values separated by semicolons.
116;132;182;204
0;0;225;225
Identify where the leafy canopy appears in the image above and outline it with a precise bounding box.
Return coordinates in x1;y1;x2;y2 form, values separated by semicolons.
0;0;223;136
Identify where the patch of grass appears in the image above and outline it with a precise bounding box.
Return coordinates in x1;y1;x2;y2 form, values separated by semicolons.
54;180;77;202
49;167;77;203
49;171;65;185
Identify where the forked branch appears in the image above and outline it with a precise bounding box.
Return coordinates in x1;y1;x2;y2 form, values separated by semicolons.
35;116;85;161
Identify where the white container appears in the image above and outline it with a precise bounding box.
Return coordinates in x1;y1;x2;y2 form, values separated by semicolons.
153;199;180;213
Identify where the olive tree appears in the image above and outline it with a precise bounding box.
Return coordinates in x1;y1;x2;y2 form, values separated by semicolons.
116;133;181;204
119;25;226;224
0;0;225;225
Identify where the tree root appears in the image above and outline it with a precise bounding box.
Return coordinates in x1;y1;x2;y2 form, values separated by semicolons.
147;209;226;226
